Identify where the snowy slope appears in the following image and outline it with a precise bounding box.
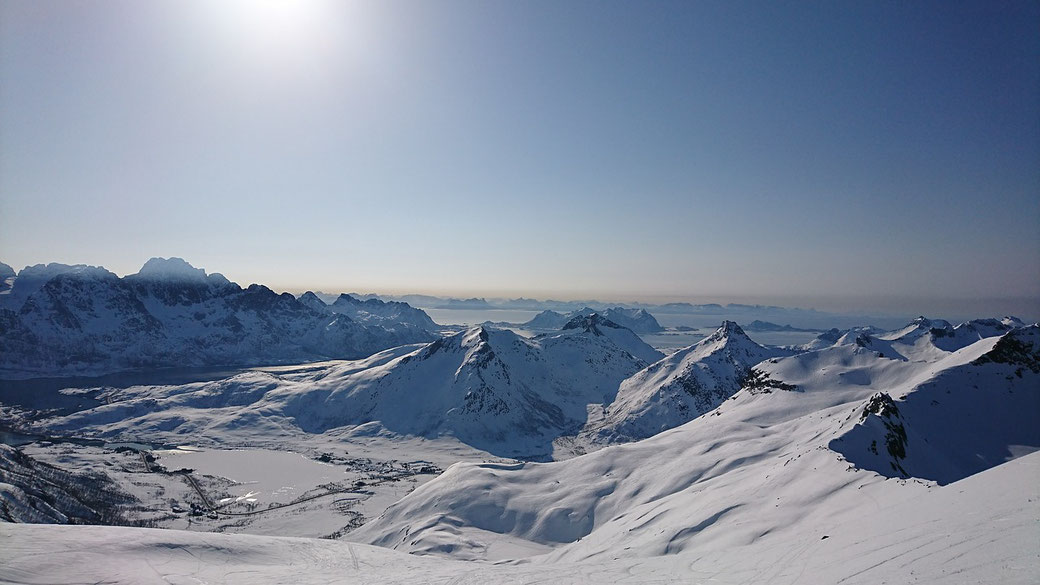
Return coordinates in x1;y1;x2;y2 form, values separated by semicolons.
0;258;436;377
833;325;1040;483
584;321;792;442
33;322;661;458
0;444;136;524
524;309;570;329
3;450;1037;584
350;325;1039;564
3;319;1037;583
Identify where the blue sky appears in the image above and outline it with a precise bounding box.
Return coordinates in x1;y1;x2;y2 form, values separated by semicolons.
1;1;1037;317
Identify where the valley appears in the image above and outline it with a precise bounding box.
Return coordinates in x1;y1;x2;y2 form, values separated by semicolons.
1;260;1037;584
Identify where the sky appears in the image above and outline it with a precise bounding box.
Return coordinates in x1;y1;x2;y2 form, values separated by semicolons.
1;0;1038;318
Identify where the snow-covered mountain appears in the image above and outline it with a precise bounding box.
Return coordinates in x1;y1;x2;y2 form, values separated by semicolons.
0;258;437;377
296;290;439;332
349;322;1040;567
524;309;570;329
551;313;664;363
584;321;792;442
833;324;1040;484
524;307;664;333
33;318;662;458
326;293;439;331
4;316;1037;583
282;321;660;456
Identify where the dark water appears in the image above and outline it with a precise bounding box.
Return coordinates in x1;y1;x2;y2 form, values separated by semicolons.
0;365;252;416
0;428;40;446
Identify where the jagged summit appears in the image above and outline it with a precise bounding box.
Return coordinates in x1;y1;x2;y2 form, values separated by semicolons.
706;320;746;340
562;313;623;335
328;292;438;331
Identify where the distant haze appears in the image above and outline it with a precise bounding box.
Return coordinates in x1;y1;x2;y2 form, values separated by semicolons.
2;1;1037;321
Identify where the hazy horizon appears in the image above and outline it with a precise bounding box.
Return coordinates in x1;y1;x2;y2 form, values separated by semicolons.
1;254;1036;322
2;1;1037;322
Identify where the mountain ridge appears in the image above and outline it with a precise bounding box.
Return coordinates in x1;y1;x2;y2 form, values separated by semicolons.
0;258;436;378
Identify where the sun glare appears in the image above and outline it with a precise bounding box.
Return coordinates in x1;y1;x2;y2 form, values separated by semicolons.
201;0;350;70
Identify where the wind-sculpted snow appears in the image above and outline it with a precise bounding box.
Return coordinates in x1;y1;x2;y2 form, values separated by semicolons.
0;258;436;377
351;323;1040;565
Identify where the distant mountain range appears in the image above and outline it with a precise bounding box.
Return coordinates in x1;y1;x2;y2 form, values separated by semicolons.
0;258;437;378
303;289;905;329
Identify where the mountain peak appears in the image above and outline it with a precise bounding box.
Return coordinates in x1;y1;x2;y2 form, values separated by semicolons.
706;320;748;342
136;257;207;281
333;293;358;305
562;313;623;336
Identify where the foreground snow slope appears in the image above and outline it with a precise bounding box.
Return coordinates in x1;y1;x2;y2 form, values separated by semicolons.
2;450;1037;584
350;327;1039;562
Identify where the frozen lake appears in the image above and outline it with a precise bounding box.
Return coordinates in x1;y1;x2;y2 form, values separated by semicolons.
154;447;343;506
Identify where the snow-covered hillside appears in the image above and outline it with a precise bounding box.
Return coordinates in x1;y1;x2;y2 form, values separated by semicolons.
0;258;436;377
583;321;793;442
0;444;137;524
5;449;1036;584
349;323;1039;564
30;318;662;458
2;317;1037;583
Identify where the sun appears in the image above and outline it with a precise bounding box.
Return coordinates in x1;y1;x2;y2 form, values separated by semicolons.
201;0;347;69
230;0;325;45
